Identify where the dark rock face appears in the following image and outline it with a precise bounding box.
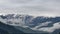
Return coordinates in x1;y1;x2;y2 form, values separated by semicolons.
52;29;60;34
0;21;25;34
0;28;9;34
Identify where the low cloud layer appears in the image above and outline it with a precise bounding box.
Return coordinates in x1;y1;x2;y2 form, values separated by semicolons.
31;22;60;33
38;22;60;33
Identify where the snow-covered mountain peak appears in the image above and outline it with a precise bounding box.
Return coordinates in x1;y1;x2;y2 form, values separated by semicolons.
0;14;34;27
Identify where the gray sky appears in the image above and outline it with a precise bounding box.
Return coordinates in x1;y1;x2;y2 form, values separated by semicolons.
0;0;60;17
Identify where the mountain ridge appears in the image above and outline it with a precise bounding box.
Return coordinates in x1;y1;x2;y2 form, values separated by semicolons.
0;14;60;34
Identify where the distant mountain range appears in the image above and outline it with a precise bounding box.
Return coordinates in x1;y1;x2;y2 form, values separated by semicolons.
0;14;60;34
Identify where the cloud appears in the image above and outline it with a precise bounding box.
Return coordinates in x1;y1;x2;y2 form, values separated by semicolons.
31;22;52;30
38;22;60;33
31;21;60;33
0;0;60;17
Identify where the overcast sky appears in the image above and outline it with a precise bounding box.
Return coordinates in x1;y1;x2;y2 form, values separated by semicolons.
0;0;60;17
